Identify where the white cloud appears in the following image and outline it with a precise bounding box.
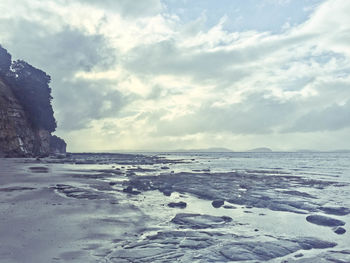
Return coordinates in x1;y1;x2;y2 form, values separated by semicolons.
1;0;350;151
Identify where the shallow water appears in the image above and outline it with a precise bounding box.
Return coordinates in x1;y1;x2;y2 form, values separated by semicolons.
4;152;349;262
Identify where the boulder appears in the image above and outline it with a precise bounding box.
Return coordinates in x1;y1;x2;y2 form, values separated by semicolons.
168;201;187;208
306;215;345;227
212;200;224;208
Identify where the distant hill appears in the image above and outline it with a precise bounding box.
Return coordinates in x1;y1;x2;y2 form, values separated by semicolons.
173;147;234;153
247;147;273;152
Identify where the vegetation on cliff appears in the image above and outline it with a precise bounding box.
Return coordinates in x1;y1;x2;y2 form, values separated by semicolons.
0;44;65;156
0;45;56;132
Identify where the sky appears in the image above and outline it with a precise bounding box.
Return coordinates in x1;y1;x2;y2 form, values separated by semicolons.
1;0;350;152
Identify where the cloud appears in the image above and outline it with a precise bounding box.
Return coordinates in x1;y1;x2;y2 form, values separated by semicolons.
150;93;296;136
74;0;163;17
1;0;350;151
55;80;127;131
0;16;120;131
285;100;350;132
1;20;116;76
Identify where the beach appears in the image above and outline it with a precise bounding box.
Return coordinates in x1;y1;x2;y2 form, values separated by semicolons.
1;152;350;262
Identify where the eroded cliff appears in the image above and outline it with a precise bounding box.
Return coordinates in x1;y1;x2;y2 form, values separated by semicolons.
0;45;66;157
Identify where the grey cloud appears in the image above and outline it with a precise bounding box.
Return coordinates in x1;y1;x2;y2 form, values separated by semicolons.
0;18;125;131
73;0;162;17
147;85;183;100
284;101;350;133
124;33;315;83
54;79;127;131
1;19;116;77
151;93;296;136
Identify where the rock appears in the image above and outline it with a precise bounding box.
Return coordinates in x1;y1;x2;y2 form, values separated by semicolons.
212;200;224;208
306;215;345;227
220;238;336;262
171;213;232;229
333;226;346;235
223;205;236;209
220;240;300;261
179;239;211;249
167;201;187;208
123;186;141;195
49;135;66;154
296;237;337;249
0;45;65;158
29;166;49;173
161;188;173;196
320;206;350;216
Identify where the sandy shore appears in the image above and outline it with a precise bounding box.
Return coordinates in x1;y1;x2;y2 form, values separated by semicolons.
0;158;148;262
1;154;350;262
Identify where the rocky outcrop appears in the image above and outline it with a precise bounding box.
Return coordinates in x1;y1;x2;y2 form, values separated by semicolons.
0;44;66;157
50;135;67;154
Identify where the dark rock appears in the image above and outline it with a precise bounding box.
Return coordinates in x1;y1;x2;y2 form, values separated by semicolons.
296;237;337;249
125;167;342;217
221;216;233;222
167;201;187;208
163;190;172;196
123;186;141;195
220;238;335;262
0;186;36;192
333;226;346;235
53;184;106;200
220;240;300;261
293;250;350;263
49;135;66;154
223;205;236;209
320;206;350;216
306;215;345;227
212;199;224;208
161;187;173;196
281;190;315;199
171;213;232;229
179;237;212;249
29;166;49;173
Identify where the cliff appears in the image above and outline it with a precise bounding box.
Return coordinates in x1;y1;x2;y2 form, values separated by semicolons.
0;45;66;157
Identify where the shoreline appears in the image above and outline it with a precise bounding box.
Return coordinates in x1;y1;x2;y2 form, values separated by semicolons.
1;154;350;262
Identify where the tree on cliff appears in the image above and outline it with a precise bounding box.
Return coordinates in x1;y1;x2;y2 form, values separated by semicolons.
8;60;57;132
0;45;11;75
0;44;57;132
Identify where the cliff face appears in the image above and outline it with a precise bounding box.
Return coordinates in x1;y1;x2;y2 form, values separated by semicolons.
0;45;66;157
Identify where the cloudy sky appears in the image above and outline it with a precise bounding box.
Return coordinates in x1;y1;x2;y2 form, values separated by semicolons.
1;0;350;151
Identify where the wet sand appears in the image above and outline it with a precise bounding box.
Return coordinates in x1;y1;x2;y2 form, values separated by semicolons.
0;154;350;262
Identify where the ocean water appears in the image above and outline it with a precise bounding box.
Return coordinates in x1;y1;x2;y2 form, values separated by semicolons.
155;151;350;177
